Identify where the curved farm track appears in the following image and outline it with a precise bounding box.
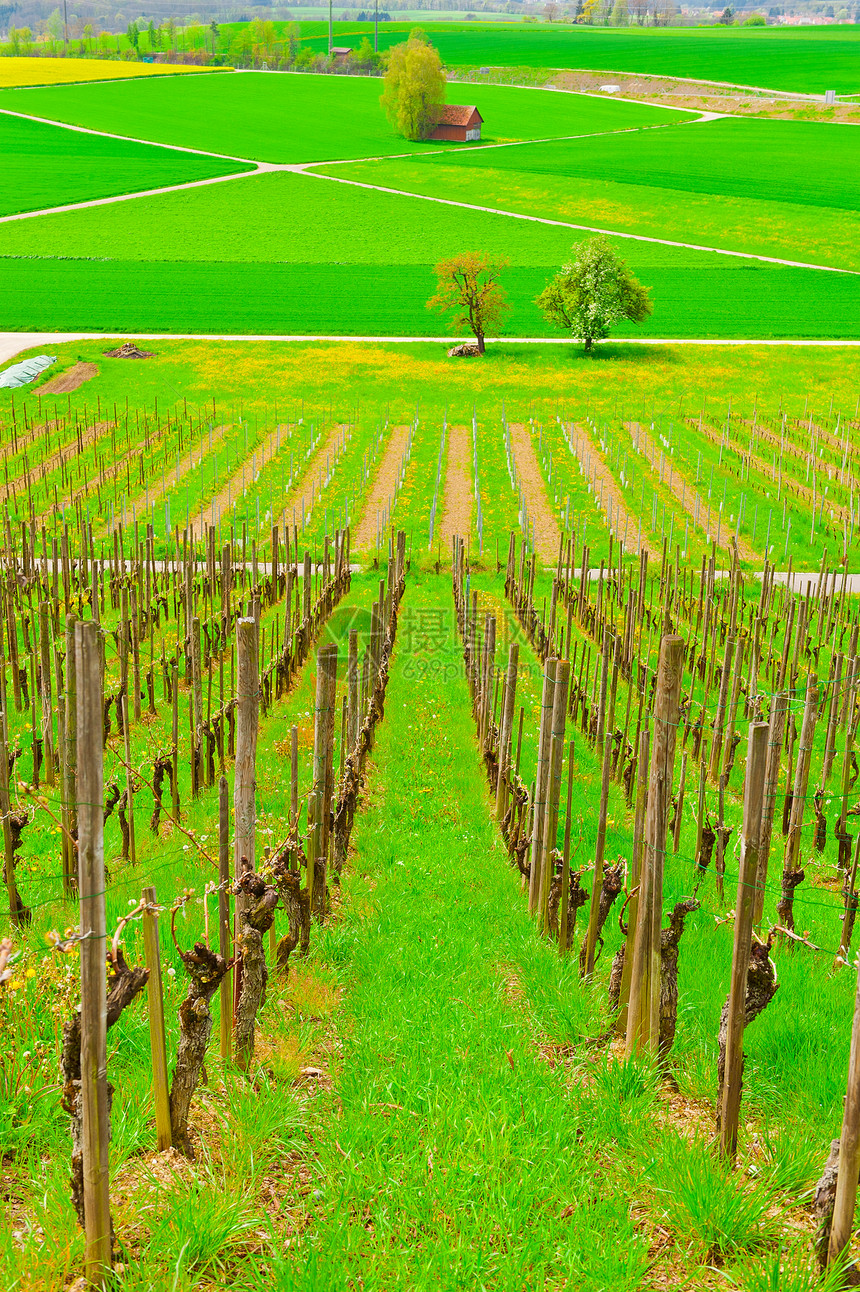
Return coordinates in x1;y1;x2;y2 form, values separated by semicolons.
353;426;410;550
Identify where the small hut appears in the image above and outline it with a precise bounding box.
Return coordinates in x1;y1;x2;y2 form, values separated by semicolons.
428;105;483;143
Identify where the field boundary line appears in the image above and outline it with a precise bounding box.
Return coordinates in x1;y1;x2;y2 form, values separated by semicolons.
299;169;860;277
237;64;849;109
0;105;264;165
0;166;283;226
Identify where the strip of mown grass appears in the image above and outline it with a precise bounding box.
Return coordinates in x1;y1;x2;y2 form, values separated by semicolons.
267;568;846;1289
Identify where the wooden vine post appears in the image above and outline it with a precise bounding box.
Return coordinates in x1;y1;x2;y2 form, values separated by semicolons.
218;774;232;1062
827;949;860;1269
582;733;613;978
233;618;258;1019
719;722;768;1162
76;618;111;1286
528;659;557;916
754;691;788;928
539;660;570;931
311;642;338;920
626;634;684;1058
779;674;819;931
495;643;519;821
616;726;650;1031
141;885;172;1151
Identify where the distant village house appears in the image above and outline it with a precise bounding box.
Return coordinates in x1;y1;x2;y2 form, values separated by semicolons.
429;105;483;143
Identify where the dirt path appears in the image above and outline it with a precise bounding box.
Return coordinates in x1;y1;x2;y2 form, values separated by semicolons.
40;361;98;394
566;423;648;557
353;425;410;550
438;425;474;550
627;421;758;562
508;424;562;565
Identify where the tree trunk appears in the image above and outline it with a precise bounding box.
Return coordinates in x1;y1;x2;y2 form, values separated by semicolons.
234;871;278;1072
169;942;230;1155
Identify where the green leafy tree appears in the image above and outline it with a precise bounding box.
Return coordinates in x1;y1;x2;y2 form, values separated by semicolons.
294;44;317;69
536;236;652;353
350;35;380;70
126;19;139;47
45;7;64;40
380;28;446;141
427;251;509;354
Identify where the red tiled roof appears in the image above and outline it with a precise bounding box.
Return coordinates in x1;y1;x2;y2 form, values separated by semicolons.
432;104;482;127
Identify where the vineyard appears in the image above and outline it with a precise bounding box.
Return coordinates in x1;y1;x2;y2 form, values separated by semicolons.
3;359;860;1290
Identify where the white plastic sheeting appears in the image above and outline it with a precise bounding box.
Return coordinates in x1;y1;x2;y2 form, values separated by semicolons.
0;354;56;389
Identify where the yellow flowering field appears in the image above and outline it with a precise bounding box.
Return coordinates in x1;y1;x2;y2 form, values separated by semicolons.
0;56;225;89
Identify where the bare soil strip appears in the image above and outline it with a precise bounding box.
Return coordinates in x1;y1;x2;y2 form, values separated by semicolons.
733;412;853;477
438;425;474;548
627;421;758;562
566;423;647;557
508;423;562;565
680;414;850;537
39;361;99;395
353;425;410;550
189;420;289;537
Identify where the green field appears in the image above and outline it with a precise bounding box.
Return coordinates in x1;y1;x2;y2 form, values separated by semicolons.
0;68;857;339
2;169;860;337
0;72;688;164
0;111;252;217
325;114;860;272
297;21;860;94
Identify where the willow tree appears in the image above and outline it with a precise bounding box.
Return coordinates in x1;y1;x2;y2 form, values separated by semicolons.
380;28;446;142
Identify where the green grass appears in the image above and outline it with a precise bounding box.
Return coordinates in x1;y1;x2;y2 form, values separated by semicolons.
0;110;251;217
2;338;858;432
300;21;860;95
0;168;577;265
417;116;860;214
0;71;687;164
